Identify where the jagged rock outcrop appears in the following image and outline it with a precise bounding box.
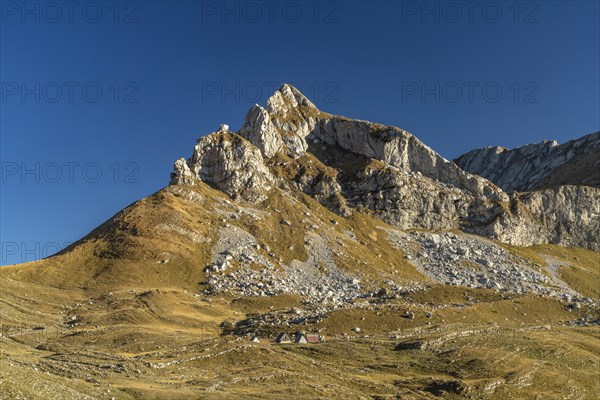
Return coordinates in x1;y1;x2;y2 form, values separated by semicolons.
170;84;600;251
172;126;273;202
312;118;507;202
239;85;505;202
238;105;285;158
240;84;322;158
455;132;600;192
170;158;195;186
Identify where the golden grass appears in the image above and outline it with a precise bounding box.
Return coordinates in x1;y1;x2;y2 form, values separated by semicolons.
1;180;599;398
2;274;599;399
500;243;600;298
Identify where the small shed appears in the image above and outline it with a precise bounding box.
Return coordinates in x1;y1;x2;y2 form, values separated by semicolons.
275;333;292;343
306;333;321;343
294;332;308;344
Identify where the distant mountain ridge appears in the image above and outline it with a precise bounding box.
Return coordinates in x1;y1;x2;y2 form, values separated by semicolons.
454;132;600;192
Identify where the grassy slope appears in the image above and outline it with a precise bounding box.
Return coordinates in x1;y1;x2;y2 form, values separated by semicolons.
1;181;599;399
500;243;600;298
2;284;598;399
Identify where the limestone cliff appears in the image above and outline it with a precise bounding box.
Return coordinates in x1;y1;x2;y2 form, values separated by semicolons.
171;84;600;251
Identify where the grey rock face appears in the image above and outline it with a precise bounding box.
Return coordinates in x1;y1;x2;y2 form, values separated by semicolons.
241;85;506;201
333;154;599;251
170;84;600;251
455;132;600;192
339;162;476;231
480;186;600;249
238;105;284;158
170;158;195;186
265;82;317;113
313;117;507;202
188;132;274;202
239;84;321;158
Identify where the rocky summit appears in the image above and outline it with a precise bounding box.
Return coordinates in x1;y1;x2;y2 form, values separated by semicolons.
2;84;599;399
172;84;600;252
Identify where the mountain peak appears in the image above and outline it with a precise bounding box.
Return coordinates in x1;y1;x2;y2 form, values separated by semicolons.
237;84;324;159
4;87;599;400
265;83;317;114
170;89;599;252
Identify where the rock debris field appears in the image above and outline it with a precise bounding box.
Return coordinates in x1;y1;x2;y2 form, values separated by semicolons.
204;221;589;306
205;226;361;305
384;229;584;300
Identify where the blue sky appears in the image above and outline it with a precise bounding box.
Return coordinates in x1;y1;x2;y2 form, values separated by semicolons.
1;0;599;265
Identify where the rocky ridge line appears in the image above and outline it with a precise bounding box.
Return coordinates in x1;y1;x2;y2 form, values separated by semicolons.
454;132;600;192
171;84;600;251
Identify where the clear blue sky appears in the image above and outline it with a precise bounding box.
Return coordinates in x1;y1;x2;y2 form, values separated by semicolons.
1;0;599;265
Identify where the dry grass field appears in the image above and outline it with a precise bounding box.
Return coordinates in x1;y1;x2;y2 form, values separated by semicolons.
2;183;599;399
